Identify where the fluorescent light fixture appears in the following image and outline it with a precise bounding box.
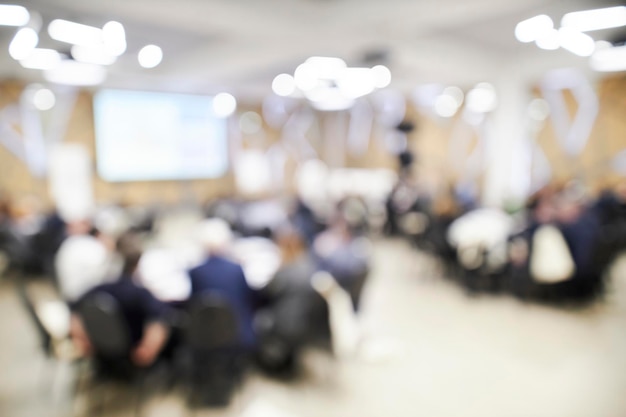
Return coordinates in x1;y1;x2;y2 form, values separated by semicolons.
561;6;626;32
212;92;237;118
19;48;61;70
371;65;391;88
102;21;126;56
294;62;318;91
71;44;116;65
272;73;296;96
44;60;107;86
337;67;376;99
309;90;354;111
48;19;102;46
515;14;553;43
33;88;55;111
137;44;162;68
558;27;595;57
590;45;626;72
9;27;38;60
535;28;559;50
0;5;30;26
305;56;346;79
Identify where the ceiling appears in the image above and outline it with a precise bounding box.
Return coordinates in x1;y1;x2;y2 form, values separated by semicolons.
0;0;624;98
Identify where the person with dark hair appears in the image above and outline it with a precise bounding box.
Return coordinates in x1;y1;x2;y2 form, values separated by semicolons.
70;233;171;369
256;227;328;373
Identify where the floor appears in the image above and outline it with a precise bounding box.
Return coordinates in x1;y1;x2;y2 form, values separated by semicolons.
2;238;626;417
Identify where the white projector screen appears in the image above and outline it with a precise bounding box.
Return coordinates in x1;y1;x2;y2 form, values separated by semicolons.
93;89;228;182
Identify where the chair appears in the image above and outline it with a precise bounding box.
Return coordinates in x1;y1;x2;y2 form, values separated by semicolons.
183;292;242;407
77;293;146;417
77;292;132;362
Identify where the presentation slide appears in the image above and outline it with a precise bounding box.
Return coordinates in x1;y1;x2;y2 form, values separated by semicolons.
93;89;228;182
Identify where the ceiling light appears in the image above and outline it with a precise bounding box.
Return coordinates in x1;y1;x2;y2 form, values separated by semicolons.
272;73;296;96
102;21;126;56
561;6;626;32
305;56;346;79
590;45;626;72
466;83;497;113
434;94;459;118
558;27;595;57
44;60;107;86
33;88;55;111
535;28;559;50
9;27;38;60
19;48;61;70
137;44;162;68
515;15;553;43
337;67;376;99
71;44;116;66
443;86;464;106
48;19;102;46
371;65;391;88
0;5;30;26
294;63;318;91
212;93;237;118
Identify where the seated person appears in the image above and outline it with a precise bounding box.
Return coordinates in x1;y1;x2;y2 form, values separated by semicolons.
314;217;370;309
70;234;171;370
187;219;258;350
55;219;118;303
262;228;327;344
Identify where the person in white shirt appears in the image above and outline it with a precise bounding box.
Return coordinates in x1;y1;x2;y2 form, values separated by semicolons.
55;220;117;303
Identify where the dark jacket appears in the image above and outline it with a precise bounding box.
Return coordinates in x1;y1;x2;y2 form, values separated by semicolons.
188;256;257;348
76;277;169;347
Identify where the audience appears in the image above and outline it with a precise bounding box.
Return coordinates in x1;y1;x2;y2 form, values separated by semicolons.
14;176;625;406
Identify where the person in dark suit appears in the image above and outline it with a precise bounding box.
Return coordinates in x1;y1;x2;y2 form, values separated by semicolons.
187;219;258;349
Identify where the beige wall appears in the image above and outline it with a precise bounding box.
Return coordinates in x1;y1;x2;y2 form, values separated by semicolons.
3;74;623;207
536;74;626;192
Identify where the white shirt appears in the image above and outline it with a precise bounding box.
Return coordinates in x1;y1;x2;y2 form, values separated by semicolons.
55;235;116;302
137;248;192;302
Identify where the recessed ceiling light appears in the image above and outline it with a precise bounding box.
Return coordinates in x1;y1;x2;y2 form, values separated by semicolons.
137;44;163;68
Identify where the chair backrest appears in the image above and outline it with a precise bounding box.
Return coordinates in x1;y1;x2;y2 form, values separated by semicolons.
78;292;131;358
185;292;240;351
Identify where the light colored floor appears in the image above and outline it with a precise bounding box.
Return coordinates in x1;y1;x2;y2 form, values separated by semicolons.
2;238;626;417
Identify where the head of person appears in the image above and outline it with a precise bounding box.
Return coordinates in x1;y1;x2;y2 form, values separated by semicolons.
66;219;93;236
197;218;234;256
116;231;143;277
275;226;307;264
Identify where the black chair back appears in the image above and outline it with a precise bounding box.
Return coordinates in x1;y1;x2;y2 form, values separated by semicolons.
78;292;131;358
185;292;239;351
